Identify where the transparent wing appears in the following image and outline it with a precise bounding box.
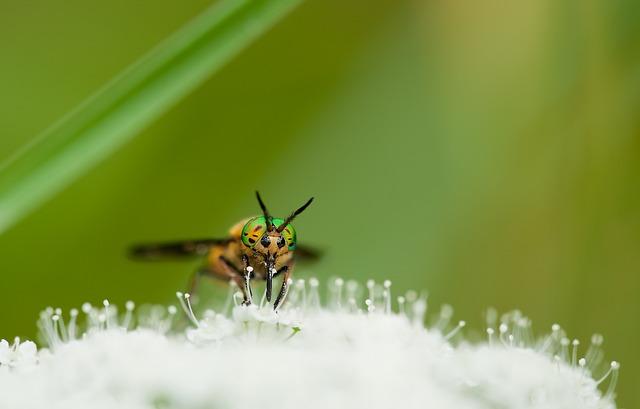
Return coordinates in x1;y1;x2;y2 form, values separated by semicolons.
129;238;230;260
294;245;322;263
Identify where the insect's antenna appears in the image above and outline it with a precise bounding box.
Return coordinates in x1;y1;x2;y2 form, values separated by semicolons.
277;197;314;232
256;191;274;231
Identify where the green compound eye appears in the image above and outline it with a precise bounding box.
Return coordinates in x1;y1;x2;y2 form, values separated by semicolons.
241;216;268;248
271;218;297;250
241;216;297;250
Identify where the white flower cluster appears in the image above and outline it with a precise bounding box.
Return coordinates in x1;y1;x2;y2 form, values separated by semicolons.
0;278;619;409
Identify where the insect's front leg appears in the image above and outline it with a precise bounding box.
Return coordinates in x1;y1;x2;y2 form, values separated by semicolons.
273;261;294;311
220;256;252;305
241;254;254;305
273;265;289;278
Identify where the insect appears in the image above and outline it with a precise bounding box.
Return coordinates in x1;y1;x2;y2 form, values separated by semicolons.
130;192;317;310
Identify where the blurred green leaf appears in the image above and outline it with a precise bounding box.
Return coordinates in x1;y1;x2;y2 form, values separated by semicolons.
0;0;302;234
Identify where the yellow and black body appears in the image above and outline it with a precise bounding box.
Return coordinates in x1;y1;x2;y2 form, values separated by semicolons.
130;192;317;310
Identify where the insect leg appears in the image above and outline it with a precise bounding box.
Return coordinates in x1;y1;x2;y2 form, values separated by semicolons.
219;256;243;274
241;254;254;305
273;267;292;311
220;256;252;305
273;265;288;278
266;264;289;302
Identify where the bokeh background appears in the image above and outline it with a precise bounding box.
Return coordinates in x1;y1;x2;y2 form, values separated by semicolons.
1;0;638;406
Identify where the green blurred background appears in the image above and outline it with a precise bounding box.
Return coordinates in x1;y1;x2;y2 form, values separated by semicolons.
1;0;638;406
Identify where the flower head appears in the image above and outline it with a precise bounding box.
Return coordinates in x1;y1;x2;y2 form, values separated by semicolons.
0;278;619;409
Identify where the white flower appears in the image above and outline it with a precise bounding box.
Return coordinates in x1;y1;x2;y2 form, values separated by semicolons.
0;338;38;371
0;279;619;409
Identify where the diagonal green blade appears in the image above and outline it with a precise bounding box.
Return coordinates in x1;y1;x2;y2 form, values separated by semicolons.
0;0;303;234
